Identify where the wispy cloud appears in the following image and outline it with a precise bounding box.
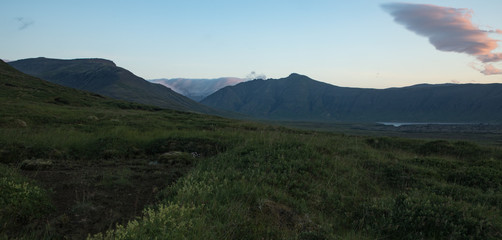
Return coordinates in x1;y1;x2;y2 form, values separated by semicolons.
481;64;502;75
469;62;502;75
15;17;34;30
382;3;502;75
245;71;267;80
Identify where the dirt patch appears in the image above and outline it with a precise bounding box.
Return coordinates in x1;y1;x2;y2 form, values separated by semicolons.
21;158;193;239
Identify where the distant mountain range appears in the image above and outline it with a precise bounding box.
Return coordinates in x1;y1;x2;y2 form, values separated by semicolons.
149;77;245;101
9;58;502;123
8;57;220;115
201;73;502;123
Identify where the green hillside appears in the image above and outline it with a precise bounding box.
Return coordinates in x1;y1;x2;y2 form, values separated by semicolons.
201;73;502;123
1;60;502;239
8;57;221;115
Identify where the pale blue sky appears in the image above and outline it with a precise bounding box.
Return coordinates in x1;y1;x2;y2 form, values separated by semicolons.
1;0;501;88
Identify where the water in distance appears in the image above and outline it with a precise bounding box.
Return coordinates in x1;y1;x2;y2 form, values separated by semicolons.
377;122;481;127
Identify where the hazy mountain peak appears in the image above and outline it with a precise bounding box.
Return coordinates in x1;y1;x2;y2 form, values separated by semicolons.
150;77;246;101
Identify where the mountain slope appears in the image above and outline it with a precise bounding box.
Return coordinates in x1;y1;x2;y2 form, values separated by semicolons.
201;73;502;122
150;77;245;101
8;57;219;114
0;58;123;111
0;58;232;238
3;59;502;240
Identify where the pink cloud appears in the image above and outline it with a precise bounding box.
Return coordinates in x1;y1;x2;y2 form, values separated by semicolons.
382;3;502;75
484;29;502;34
477;53;502;62
482;64;502;75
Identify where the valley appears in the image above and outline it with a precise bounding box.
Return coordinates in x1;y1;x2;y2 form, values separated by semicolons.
276;121;502;146
150;77;245;101
3;1;502;239
1;59;502;239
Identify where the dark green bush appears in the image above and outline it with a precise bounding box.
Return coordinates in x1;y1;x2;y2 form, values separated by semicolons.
418;140;455;156
361;160;418;189
365;137;417;152
357;193;500;240
0;164;53;236
447;166;502;191
452;141;483;158
0;143;59;164
418;140;484;160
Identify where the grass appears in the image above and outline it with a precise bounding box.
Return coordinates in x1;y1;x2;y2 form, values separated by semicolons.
2;107;502;239
0;164;53;238
86;131;502;239
2;61;502;239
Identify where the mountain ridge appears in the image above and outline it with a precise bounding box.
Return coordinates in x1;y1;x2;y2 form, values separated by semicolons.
201;73;502;123
8;57;221;115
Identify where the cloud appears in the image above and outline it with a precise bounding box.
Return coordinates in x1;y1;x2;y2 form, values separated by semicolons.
382;3;502;75
477;53;502;62
15;17;34;30
481;64;502;75
483;29;502;34
470;62;502;75
245;71;267;80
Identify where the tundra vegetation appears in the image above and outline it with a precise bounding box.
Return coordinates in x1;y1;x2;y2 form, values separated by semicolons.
1;61;501;239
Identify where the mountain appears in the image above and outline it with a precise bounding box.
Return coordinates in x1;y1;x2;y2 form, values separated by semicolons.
150;77;245;101
3;58;502;240
201;73;502;123
0;58;171;119
8;57;219;114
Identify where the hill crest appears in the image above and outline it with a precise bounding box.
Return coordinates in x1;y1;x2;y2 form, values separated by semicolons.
201;73;502;123
8;57;220;115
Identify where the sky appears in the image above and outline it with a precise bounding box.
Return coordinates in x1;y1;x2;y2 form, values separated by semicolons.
1;0;502;89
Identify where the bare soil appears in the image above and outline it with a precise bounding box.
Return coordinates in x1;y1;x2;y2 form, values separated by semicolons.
22;158;192;239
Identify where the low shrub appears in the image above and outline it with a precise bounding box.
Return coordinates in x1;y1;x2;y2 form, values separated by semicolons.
447;166;502;191
89;203;210;240
356;193;501;240
418;140;484;159
0;164;53;235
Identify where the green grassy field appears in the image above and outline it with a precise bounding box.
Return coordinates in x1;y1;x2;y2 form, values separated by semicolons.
272;121;502;146
2;61;502;239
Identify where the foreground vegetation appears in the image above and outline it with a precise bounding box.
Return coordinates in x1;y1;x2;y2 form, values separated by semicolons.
1;61;502;239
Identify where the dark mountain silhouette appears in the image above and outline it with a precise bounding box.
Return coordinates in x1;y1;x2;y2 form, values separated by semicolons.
0;59;158;111
201;73;502;123
150;77;245;101
8;57;220;114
